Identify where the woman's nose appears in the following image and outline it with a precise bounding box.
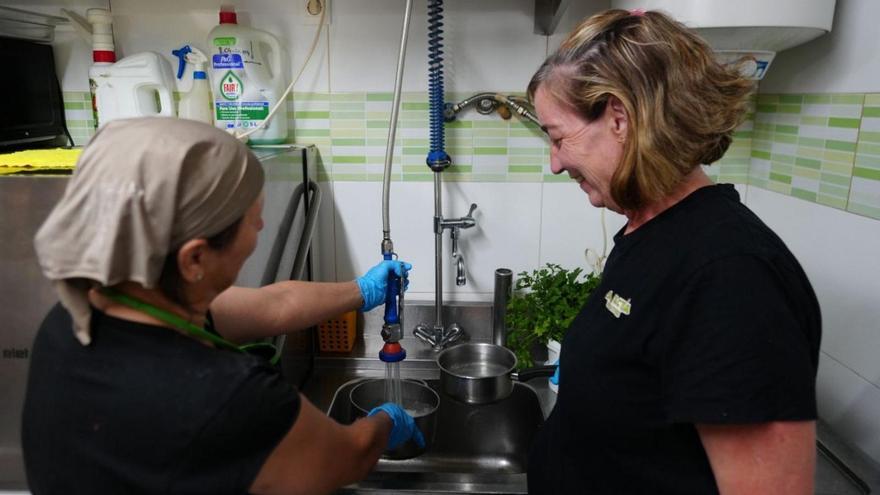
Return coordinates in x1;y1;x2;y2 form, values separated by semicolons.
549;153;564;175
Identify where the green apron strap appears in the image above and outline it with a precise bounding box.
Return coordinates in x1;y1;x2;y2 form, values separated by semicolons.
101;288;243;353
101;288;281;365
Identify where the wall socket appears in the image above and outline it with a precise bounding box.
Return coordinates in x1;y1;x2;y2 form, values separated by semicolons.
302;0;331;25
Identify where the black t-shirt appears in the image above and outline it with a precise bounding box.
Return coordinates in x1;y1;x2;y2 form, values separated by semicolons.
22;303;300;495
528;184;821;494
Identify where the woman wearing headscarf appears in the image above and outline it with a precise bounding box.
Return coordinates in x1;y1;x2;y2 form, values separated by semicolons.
526;9;821;495
22;117;421;495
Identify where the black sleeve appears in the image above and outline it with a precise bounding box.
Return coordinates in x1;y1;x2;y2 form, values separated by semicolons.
170;364;300;495
661;254;818;424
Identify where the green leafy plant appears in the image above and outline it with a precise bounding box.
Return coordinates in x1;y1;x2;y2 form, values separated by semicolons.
505;263;601;368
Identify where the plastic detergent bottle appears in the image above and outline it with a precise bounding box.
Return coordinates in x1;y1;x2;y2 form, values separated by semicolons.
172;45;213;125
86;8;115;130
207;5;289;144
93;52;176;127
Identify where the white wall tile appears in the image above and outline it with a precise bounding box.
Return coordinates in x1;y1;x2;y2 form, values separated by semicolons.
441;0;547;93
761;0;880;94
329;0;429;92
331;181;542;303
816;353;880;462
331;181;433;294
770;142;798;155
745;188;880;391
329;0;555;94
539;182;626;272
439;181;543;301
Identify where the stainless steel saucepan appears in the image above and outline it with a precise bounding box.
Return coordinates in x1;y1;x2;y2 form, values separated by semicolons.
437;342;556;404
349;378;439;459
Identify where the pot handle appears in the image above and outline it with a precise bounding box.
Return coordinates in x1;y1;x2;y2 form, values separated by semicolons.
511;365;557;382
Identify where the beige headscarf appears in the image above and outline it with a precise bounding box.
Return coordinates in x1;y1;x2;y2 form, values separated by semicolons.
34;117;265;345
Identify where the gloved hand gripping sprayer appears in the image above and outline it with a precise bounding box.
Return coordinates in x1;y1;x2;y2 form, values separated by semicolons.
379;241;406;364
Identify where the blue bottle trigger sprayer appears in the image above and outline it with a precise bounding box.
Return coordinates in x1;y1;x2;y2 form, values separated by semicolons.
171;44;213;125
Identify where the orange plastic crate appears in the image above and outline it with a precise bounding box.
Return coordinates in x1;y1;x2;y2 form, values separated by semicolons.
318;310;357;352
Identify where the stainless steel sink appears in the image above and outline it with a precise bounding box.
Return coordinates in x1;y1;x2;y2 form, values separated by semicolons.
328;378;544;475
301;302;880;494
325;377;544;493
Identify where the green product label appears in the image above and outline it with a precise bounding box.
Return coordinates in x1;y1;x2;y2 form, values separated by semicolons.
215;101;270;125
213;36;237;47
219;71;243;101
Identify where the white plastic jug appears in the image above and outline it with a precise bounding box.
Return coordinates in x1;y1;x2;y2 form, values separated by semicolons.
93;52;176;128
208;6;289;144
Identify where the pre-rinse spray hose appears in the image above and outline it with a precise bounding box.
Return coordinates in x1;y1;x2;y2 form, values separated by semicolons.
379;0;415;363
426;0;450;171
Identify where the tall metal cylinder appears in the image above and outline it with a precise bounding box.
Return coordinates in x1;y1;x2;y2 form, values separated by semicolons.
493;268;513;346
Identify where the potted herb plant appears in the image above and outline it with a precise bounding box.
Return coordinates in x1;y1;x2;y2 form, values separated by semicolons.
505;263;601;369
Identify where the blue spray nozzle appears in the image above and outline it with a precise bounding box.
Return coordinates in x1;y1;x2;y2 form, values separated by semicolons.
171;44;193;80
379;342;407;362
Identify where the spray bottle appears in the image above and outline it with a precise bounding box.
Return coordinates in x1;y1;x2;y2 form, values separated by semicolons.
85;8;115;130
65;8;174;128
172;45;213;125
207;4;289;144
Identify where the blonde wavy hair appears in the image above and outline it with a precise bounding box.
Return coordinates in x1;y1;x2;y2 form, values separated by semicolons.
528;9;755;210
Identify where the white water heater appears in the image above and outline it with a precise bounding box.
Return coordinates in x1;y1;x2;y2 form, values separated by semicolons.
611;0;837;79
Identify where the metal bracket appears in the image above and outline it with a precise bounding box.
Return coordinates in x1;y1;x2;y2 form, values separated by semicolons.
534;0;572;35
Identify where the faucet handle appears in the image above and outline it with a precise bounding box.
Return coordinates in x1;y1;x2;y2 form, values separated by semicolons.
458;203;478;229
466;203;477;218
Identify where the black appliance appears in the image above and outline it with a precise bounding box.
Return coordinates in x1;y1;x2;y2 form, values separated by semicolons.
0;36;71;151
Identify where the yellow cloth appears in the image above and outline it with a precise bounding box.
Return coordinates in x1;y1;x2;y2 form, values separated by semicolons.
0;149;81;175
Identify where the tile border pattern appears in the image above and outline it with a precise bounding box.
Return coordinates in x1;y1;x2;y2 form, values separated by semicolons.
61;91;880;221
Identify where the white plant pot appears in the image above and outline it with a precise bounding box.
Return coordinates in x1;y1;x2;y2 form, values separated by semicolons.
546;339;561;393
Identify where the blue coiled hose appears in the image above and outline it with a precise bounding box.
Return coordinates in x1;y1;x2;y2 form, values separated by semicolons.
426;0;450;171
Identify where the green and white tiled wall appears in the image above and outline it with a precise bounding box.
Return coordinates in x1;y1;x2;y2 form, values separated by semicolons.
61;91;880;221
61;91;98;146
751;94;860;209
292;92;551;183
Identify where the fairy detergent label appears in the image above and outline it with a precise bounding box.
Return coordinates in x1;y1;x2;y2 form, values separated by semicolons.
219;71;243;99
206;23;286;142
211;44;270;129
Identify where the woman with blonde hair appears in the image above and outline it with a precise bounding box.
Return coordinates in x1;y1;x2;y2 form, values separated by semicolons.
527;9;821;494
23;117;422;495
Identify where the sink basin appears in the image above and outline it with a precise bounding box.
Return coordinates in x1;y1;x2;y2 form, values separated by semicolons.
327;378;544;477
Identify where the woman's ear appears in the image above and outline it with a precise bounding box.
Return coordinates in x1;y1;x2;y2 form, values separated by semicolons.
176;239;209;284
607;95;629;143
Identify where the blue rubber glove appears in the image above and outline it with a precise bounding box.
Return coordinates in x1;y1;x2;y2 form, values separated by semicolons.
368;402;426;450
355;260;412;312
550;359;560;386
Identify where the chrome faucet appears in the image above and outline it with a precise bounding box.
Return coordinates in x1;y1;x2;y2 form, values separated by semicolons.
444;93;541;127
414;202;478;350
442;203;477;287
452;233;465;286
413;321;463;350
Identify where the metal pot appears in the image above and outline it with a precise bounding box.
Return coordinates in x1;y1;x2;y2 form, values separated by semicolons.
437;342;556;405
349;378;439;459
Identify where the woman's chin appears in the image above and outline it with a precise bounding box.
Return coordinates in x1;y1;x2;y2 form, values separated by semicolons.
581;183;604;208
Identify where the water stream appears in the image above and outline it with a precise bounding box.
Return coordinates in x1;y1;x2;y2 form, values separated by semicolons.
384;361;403;406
